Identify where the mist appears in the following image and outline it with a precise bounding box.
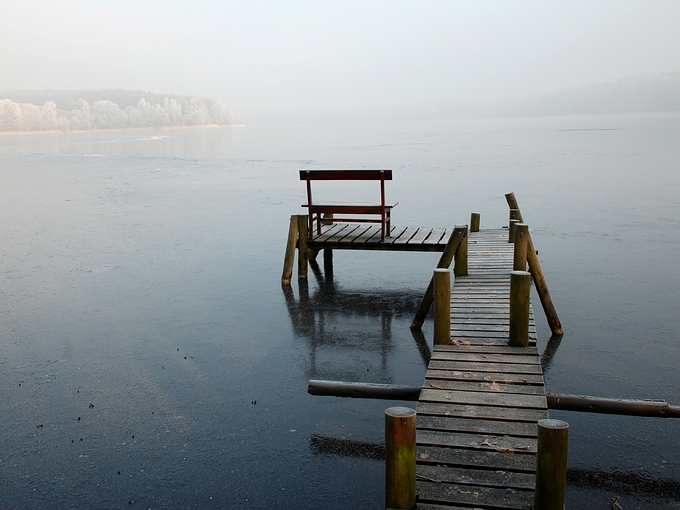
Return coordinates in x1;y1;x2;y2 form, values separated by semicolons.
1;1;679;123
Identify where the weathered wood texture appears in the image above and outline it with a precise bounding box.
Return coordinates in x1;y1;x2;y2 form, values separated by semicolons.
306;223;459;252
416;228;546;509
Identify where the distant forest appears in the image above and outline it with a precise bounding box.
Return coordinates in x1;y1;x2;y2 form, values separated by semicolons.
0;89;233;132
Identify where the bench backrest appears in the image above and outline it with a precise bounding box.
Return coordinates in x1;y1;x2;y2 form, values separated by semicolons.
299;169;392;181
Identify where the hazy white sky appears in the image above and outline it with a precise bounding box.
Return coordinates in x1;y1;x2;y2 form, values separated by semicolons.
2;1;679;119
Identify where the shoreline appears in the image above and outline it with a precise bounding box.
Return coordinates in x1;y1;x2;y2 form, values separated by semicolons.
0;123;245;136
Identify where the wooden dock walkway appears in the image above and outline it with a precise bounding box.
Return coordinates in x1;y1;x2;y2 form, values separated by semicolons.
415;229;549;509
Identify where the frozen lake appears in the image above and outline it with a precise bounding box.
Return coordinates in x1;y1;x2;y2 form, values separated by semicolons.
1;113;679;508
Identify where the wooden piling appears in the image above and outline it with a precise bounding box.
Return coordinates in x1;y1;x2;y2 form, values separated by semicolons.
453;227;468;277
508;219;518;243
505;193;564;336
433;268;451;346
534;419;569;510
297;214;309;279
385;407;416;510
513;223;529;271
411;226;466;329
281;215;299;285
509;270;531;347
470;212;480;232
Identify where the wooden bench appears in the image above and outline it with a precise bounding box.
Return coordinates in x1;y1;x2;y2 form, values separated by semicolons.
300;169;397;241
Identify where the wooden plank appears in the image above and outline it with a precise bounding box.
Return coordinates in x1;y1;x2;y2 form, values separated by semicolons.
417;429;537;454
391;226;419;244
350;224;382;244
417;464;536;490
427;360;543;374
423;378;546;395
425;369;544;385
312;223;347;242
407;227;433;245
417;444;537;472
425;227;447;244
434;345;539;355
327;223;361;243
419;389;547;409
416;402;549;423
429;352;539;364
336;224;372;244
418;415;538;437
416;479;533;509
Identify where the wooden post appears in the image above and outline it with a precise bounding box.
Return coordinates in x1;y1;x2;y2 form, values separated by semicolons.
510;208;521;222
534;419;569;510
508;219;518;243
453;227;468;277
281;215;299;285
505;193;564;336
470;212;480;232
411;226;466;329
297;215;309;279
385;407;416;510
433;268;451;346
509;270;531;347
513;223;529;271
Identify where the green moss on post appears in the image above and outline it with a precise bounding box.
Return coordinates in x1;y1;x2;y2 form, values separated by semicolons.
385;407;416;510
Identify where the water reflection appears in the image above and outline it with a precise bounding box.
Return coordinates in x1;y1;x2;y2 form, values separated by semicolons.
282;259;431;382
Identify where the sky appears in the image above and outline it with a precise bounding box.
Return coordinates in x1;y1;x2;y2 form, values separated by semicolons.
2;1;679;121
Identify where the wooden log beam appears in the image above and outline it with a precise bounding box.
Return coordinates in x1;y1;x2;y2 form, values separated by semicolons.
308;380;421;401
411;226;467;329
308;381;680;418
505;193;563;336
547;393;680;417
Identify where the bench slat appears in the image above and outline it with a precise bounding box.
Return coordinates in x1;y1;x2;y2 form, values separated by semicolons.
299;169;392;180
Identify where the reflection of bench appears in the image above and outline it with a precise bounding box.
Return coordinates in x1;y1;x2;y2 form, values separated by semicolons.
299;169;396;241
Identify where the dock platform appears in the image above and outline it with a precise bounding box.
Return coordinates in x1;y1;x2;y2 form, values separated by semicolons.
307;223;456;252
415;229;548;509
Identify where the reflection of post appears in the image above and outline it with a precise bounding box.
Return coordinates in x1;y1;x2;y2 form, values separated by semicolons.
297;215;308;279
410;328;431;366
323;213;334;272
381;311;391;371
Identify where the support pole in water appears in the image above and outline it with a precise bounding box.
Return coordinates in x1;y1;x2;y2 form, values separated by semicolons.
505;193;564;336
281;215;299;285
534;419;569;510
433;268;451;346
508;218;518;243
509;270;531;347
470;212;480;233
453;227;468;277
411;226;466;329
297;214;309;279
385;407;416;510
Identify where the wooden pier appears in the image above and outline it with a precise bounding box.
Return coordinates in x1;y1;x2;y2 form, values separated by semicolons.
415;228;549;510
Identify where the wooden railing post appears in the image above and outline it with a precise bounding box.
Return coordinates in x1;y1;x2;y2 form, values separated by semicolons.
297;214;309;279
513;223;529;271
411;226;466;329
509;270;531;347
281;215;299;285
385;407;416;510
433;268;451;346
470;212;480;232
508;219;518;243
453;226;468;277
505;193;564;336
534;419;569;510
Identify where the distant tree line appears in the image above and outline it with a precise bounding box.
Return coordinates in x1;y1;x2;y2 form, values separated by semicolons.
0;89;233;132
